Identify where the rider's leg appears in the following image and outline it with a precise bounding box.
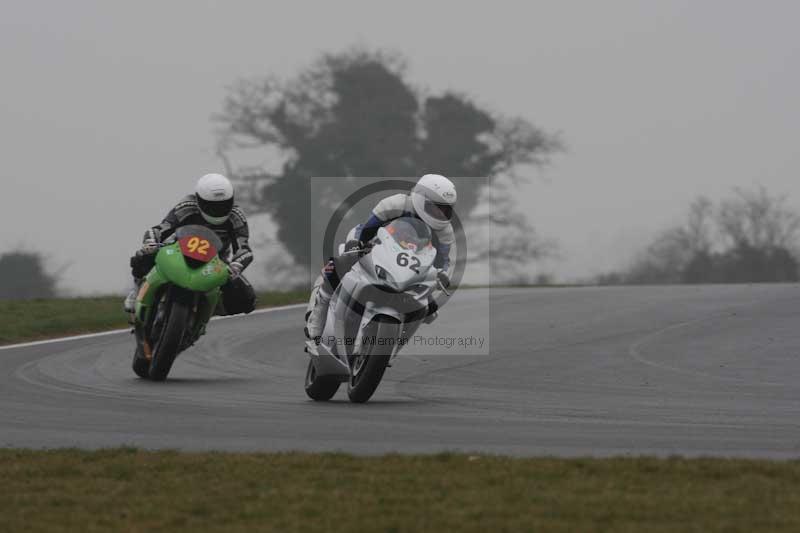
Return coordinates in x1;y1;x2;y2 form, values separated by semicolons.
124;252;156;313
305;254;362;340
123;279;141;314
220;275;257;315
305;272;332;340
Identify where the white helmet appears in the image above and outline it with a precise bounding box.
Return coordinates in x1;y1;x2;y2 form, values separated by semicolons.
195;173;234;225
410;174;457;231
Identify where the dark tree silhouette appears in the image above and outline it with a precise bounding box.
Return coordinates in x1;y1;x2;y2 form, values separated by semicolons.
216;48;561;267
0;251;58;299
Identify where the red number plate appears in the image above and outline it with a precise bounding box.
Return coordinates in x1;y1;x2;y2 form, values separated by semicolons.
178;236;217;263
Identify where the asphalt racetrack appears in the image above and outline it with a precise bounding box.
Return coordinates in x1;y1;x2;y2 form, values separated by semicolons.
2;285;800;457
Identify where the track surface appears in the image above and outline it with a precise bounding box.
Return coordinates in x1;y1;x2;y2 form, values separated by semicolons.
2;285;800;457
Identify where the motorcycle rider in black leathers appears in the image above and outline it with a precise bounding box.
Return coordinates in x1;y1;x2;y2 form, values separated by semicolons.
124;173;256;315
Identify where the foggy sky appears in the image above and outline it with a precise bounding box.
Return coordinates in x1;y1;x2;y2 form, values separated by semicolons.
2;0;799;293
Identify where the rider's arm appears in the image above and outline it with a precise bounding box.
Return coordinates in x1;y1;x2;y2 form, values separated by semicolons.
433;225;456;271
357;214;384;243
357;193;409;243
146;197;196;243
434;243;451;270
228;207;254;270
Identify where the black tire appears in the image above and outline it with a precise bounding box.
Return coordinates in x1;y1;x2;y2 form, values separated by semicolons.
304;359;341;401
347;317;399;403
132;344;150;379
148;297;191;381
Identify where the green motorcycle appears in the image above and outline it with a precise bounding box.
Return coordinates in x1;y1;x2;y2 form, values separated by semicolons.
131;225;230;381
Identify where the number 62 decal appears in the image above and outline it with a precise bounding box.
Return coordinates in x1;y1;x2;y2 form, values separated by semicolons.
396;252;421;274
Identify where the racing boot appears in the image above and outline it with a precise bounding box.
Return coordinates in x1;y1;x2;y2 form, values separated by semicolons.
123;279;142;314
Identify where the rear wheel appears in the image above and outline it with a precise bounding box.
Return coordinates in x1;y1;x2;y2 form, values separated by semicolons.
148;295;191;381
347;317;399;403
304;359;341;401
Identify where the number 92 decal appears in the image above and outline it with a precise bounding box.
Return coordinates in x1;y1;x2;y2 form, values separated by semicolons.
186;237;210;255
179;235;217;263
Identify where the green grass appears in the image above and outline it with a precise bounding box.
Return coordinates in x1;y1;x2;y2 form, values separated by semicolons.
1;450;799;532
0;285;576;346
0;291;308;345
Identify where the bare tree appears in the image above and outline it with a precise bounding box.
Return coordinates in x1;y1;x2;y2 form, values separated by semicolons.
684;196;715;254
717;186;800;250
623;197;714;284
468;175;558;284
625;227;691;284
604;187;800;285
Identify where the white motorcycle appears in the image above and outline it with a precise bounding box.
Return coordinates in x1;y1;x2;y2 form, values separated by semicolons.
304;217;449;403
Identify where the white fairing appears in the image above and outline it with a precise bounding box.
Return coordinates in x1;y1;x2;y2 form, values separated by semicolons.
370;226;436;290
311;221;438;377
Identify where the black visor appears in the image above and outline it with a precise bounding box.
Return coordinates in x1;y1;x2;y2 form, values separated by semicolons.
424;201;453;221
197;195;234;218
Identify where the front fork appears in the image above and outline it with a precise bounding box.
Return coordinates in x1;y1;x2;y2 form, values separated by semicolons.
134;271;220;358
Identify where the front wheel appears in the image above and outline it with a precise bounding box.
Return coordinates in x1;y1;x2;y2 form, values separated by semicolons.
148;296;191;381
132;343;150;379
347;317;399;403
304;359;341;401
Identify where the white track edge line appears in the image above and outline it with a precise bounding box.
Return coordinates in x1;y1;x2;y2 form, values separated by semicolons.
0;303;306;351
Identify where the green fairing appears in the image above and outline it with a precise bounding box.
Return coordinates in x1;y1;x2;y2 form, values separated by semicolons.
135;242;229;327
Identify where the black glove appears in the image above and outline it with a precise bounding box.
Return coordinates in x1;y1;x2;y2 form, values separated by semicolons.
344;239;364;253
140;229;160;254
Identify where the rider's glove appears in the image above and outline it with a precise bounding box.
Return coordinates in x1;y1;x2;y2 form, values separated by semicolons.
141;229;160;254
228;261;244;280
344;239;364;253
437;269;451;289
141;238;159;254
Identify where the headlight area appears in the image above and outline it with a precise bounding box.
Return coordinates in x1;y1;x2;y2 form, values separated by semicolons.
375;265;398;286
408;284;431;295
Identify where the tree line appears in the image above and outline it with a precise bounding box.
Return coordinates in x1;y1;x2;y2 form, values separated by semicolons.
597;186;800;285
0;251;59;299
1;48;562;299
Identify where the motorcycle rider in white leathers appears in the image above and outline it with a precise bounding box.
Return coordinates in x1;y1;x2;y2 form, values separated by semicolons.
305;174;457;340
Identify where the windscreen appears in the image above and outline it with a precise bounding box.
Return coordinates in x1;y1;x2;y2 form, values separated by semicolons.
385;217;433;253
174;225;224;251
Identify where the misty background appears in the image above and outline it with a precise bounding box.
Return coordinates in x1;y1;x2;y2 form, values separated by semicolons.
2;1;799;295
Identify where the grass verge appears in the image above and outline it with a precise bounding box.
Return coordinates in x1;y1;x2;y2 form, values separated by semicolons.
0;290;308;346
1;449;799;532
